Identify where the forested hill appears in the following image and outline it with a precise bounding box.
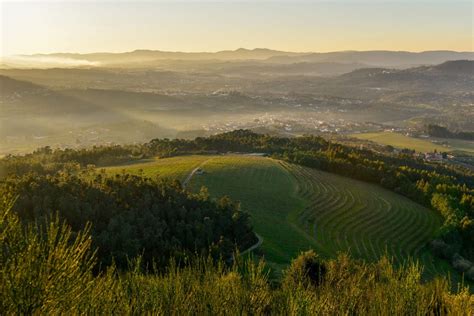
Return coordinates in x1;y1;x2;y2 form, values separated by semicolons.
337;60;474;92
1;172;256;269
1;129;473;272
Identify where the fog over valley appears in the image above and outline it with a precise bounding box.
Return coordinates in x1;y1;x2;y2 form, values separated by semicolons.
1;50;473;156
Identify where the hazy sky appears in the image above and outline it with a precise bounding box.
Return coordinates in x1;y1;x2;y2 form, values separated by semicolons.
1;0;473;56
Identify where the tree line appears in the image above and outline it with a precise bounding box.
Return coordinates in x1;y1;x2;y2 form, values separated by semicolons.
425;124;474;141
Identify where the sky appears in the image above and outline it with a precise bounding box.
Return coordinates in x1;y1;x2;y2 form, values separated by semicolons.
1;0;473;56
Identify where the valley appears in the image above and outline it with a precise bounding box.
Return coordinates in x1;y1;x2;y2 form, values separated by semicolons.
1;59;473;157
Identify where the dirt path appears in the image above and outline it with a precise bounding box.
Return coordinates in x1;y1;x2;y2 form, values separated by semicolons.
182;159;211;189
240;233;264;256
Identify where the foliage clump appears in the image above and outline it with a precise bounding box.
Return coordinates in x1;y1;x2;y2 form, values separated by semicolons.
283;250;326;288
1;199;97;313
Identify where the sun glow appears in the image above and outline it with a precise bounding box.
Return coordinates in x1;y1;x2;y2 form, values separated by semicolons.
1;1;472;57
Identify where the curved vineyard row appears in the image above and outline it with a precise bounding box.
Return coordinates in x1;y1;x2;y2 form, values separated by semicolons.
279;162;451;279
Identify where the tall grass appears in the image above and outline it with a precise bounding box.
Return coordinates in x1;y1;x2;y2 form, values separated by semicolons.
1;200;473;314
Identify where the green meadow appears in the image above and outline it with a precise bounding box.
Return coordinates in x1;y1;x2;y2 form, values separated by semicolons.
352;131;474;155
351;132;448;153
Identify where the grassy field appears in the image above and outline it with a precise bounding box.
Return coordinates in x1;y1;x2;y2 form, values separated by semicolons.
187;156;311;271
103;155;212;182
106;154;457;281
351;132;474;155
351;132;448;153
432;137;474;156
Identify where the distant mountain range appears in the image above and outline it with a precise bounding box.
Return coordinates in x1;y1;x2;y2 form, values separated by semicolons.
2;48;473;69
265;50;474;67
36;48;302;62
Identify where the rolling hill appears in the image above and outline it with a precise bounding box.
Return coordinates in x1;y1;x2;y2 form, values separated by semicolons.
104;154;453;280
336;60;474;92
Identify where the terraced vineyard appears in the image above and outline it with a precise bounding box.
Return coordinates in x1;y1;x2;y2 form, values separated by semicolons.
280;163;453;279
106;154;455;280
186;156;454;279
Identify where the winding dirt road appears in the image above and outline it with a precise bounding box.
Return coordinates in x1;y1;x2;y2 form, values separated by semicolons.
182;159;211;188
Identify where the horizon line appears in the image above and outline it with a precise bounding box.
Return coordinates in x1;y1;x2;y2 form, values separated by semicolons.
6;47;474;58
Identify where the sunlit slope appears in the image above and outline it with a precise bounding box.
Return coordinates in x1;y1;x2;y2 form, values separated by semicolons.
106;154;447;278
104;155;211;182
351;132;447;153
187;156;313;268
351;132;474;156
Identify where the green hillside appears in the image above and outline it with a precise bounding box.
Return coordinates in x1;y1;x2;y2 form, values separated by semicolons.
351;132;447;153
282;163;451;280
187;156;311;271
104;155;211;182
106;154;452;279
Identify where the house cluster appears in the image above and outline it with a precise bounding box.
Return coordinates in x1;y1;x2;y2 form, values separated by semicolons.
424;152;444;162
202;113;383;136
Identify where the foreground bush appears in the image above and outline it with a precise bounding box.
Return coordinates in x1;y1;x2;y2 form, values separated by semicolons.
0;200;98;313
1;202;473;314
282;250;326;287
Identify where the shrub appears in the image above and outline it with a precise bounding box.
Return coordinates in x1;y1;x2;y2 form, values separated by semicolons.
466;267;474;281
430;239;457;260
282;250;327;288
1;201;97;313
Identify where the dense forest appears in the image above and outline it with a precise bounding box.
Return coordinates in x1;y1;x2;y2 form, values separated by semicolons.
1;129;473;277
0;172;256;269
